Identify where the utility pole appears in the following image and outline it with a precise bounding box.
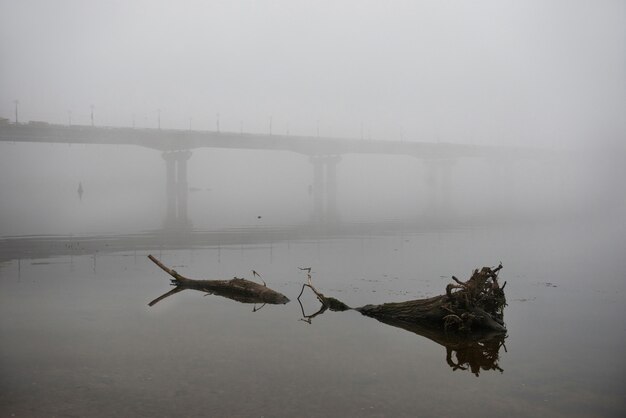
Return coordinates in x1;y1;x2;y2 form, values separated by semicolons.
269;116;272;136
216;113;220;132
68;110;72;126
90;105;94;127
157;109;161;130
14;100;19;124
240;120;243;134
317;119;320;138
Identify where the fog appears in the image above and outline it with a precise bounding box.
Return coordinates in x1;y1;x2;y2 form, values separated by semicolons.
0;140;624;237
0;0;625;236
1;1;624;147
3;4;626;416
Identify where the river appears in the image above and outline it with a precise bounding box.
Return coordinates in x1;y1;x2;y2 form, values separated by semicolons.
1;140;625;416
1;214;625;417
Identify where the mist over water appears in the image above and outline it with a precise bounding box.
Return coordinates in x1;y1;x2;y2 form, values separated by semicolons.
0;140;624;236
1;130;624;417
1;1;625;417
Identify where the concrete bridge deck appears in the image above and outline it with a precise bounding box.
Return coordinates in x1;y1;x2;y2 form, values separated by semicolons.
0;122;533;159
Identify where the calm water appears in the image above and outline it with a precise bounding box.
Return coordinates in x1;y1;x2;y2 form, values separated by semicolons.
1;216;625;417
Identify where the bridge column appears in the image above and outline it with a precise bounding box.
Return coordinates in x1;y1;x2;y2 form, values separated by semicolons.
309;155;341;223
163;152;177;225
489;158;510;218
176;151;192;227
325;155;341;222
162;150;193;230
440;159;455;212
423;158;456;218
311;156;325;222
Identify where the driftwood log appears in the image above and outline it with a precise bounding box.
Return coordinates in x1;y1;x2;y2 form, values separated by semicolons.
147;255;290;307
298;265;507;333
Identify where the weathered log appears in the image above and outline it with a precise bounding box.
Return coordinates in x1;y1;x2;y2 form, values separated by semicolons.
298;265;507;333
296;266;508;374
147;255;290;306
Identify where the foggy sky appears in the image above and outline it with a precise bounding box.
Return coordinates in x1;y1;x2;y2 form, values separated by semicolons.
1;0;624;148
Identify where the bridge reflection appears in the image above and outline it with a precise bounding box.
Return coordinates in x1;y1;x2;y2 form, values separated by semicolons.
0;219;472;263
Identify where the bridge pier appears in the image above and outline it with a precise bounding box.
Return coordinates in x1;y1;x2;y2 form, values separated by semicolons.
162;150;193;229
423;158;456;217
310;155;342;223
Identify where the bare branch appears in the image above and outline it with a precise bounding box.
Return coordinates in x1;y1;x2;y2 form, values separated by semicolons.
148;287;184;306
148;254;189;283
252;270;266;286
253;303;266;312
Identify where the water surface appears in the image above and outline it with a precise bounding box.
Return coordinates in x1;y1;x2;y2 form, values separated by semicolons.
1;217;625;417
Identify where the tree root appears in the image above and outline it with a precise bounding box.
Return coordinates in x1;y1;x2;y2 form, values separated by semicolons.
298;264;507;333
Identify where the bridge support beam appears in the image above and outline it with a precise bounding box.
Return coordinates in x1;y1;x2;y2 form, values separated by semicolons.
162;150;193;229
310;155;342;223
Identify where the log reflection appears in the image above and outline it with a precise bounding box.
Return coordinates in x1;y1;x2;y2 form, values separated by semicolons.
372;316;506;376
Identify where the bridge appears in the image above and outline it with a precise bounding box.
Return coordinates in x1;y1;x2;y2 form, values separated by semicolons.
0;122;518;157
0;122;537;229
